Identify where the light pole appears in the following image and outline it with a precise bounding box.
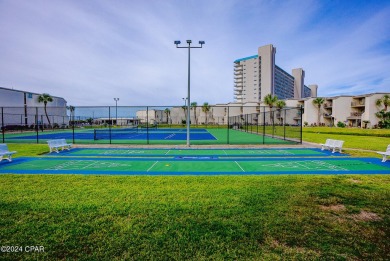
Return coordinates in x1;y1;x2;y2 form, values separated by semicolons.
175;40;205;147
114;98;119;126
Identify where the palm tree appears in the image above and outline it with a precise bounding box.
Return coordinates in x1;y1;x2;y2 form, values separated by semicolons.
67;105;75;126
263;94;278;125
312;97;325;126
201;102;211;125
275;100;286;125
164;108;170;124
38;93;53;127
181;105;187;124
376;94;390;111
191;102;198;125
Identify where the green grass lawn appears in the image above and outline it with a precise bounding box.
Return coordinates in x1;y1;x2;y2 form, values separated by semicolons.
1;175;389;260
302;127;390;158
1;128;390;259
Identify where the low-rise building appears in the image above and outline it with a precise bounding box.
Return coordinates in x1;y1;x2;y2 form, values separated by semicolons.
0;86;68;128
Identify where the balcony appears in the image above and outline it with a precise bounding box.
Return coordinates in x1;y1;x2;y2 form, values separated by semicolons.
323;103;332;108
323;113;332;118
293;112;302;120
351;101;365;107
234;75;243;80
347;112;363;119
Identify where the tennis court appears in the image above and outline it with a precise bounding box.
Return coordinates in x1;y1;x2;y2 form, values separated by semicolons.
4;127;298;145
0;148;389;175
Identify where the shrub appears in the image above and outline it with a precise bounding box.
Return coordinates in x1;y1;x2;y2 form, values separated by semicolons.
337;121;346;128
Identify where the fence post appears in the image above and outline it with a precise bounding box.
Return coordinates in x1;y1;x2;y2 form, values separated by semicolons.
146;107;149;145
72;110;75;144
227;107;230;145
109;106;112;144
300;105;303;144
1;107;4;143
262;107;265;144
284;109;286;140
35;107;39;144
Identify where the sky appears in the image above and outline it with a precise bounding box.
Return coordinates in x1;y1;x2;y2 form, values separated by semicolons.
0;0;389;106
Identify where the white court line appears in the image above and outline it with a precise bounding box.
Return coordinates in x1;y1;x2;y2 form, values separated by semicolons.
235;161;245;172
165;134;175;140
222;150;228;155
165;149;171;155
147;161;159;172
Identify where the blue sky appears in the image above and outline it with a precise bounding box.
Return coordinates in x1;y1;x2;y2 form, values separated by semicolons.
0;0;389;106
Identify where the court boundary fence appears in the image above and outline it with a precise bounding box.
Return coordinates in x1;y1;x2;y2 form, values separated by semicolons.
1;105;303;145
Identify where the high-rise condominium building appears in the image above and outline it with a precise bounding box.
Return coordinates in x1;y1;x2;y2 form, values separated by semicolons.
234;44;317;103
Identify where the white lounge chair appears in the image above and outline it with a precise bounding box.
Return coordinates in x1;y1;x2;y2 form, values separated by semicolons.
0;144;17;162
377;145;390;162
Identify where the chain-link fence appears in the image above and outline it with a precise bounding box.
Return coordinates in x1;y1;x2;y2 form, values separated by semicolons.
1;105;302;145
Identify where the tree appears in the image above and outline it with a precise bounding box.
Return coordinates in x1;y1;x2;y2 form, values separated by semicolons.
375;110;390;129
164;108;171;124
376;94;390;111
312;97;325;126
191;102;198;125
201;102;211;125
181;105;187;123
275;100;286;125
263;94;278;125
38;93;53;127
67;105;75;126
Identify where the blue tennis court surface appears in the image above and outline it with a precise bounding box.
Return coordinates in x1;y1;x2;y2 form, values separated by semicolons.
8;128;217;141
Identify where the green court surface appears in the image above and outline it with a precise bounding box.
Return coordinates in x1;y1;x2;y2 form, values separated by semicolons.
53;148;338;157
1;157;389;175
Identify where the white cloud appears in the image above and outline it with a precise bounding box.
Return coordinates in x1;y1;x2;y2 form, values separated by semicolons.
0;0;389;106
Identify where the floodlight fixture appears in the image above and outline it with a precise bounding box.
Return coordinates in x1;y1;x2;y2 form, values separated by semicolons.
174;40;181;45
186;40;192;44
199;41;205;45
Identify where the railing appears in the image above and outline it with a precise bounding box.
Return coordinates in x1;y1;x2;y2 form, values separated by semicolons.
351;101;365;106
350;112;363;116
323;113;332;117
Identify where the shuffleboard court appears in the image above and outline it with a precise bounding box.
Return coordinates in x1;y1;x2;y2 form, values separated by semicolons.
1;157;389;175
50;148;345;157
